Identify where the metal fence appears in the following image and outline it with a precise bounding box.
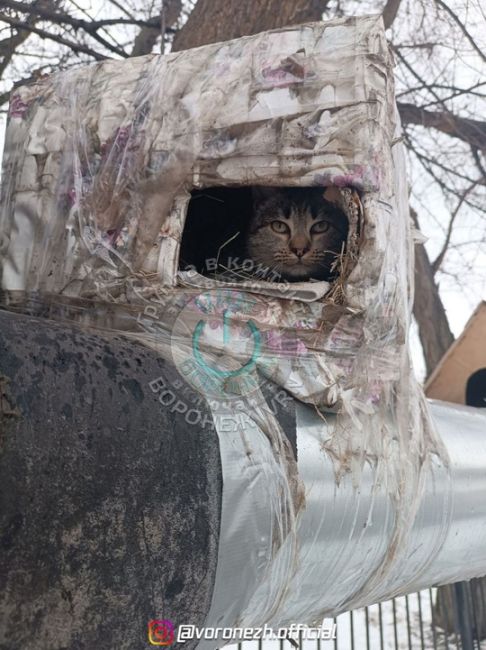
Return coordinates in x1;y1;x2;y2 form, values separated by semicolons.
227;583;486;650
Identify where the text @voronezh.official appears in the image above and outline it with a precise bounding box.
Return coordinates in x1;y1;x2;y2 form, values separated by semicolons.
147;619;337;645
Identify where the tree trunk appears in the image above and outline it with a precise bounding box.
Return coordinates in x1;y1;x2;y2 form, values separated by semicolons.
411;209;454;378
172;0;329;51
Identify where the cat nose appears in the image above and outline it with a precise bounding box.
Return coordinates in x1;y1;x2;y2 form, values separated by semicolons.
290;244;310;258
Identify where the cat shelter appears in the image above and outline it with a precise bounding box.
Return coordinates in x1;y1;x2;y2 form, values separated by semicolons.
1;14;486;649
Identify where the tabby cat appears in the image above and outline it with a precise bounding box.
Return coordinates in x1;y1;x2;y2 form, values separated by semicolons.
245;187;348;282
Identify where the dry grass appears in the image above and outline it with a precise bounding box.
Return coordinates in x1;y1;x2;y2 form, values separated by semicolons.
325;243;358;305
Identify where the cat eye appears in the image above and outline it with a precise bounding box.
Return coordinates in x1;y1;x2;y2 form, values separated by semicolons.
310;220;331;234
270;220;290;234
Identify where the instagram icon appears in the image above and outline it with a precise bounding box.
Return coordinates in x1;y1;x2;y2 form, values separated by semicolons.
148;619;175;646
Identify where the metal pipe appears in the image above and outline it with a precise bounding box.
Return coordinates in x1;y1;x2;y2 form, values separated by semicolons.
204;399;486;629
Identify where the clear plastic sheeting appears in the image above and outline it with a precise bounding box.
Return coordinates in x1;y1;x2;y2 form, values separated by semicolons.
0;14;477;639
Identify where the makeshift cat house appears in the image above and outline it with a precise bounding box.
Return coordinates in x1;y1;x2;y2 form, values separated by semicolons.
1;15;414;422
1;14;486;649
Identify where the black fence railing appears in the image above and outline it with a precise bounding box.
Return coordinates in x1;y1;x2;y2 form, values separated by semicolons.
228;583;486;650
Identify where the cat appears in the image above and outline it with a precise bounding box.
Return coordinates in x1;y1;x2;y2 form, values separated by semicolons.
245;187;348;282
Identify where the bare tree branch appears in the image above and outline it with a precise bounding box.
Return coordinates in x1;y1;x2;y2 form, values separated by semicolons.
398;102;486;151
1;1;160;30
403;128;485;185
106;0;137;21
0;30;30;77
0;0;44;77
418;82;486;109
130;0;181;57
411;208;455;377
432;181;481;274
0;12;110;60
130;24;160;57
404;131;486;219
395;80;486;101
0;0;170;58
471;146;486;180
0;89;10;105
382;0;402;29
434;0;486;65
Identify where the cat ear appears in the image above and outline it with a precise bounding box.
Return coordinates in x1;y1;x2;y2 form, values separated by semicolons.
323;186;341;205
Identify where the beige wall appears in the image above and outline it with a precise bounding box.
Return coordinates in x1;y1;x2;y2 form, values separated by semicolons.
425;303;486;405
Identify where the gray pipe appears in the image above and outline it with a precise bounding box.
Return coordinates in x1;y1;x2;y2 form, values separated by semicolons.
203;398;486;630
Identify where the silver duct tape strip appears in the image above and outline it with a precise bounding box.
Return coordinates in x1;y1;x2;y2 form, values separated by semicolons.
198;410;297;641
200;399;486;646
418;401;486;583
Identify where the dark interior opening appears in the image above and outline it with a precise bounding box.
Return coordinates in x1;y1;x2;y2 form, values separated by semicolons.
179;187;252;277
179;185;351;283
466;368;486;408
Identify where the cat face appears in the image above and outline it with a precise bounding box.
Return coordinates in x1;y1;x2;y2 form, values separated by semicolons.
246;188;348;282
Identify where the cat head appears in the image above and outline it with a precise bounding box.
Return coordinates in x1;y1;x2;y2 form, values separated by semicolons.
245;187;348;282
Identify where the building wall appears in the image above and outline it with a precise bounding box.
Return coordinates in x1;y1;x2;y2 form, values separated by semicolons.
425;302;486;405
